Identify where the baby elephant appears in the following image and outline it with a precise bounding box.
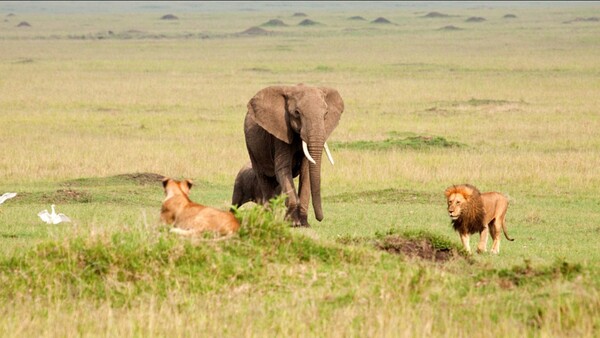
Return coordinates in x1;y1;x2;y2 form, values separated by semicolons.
232;162;281;208
161;177;240;236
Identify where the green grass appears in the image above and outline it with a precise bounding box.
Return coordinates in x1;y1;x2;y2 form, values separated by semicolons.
332;133;463;151
1;2;600;336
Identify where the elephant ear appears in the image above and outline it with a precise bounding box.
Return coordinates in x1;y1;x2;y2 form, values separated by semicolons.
320;87;344;139
247;86;293;144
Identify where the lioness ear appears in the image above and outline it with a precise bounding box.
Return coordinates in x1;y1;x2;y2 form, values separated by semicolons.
184;179;194;190
162;177;170;189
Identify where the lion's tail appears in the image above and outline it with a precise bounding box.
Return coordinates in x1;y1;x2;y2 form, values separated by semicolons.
502;193;515;241
502;220;515;241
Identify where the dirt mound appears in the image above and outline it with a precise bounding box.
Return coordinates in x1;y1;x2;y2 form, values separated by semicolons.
466;16;486;22
439;25;462;31
16;21;31;27
348;16;366;21
115;172;165;185
298;19;319;26
503;14;517;19
292;12;307;17
328;188;438;205
371;17;392;24
160;14;178;20
261;19;287;27
42;189;93;204
7;13;15;17
564;17;599;24
376;235;457;262
423;12;450;18
239;26;272;35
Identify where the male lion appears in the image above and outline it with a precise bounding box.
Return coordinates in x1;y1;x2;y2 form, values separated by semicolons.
161;178;240;236
444;184;514;254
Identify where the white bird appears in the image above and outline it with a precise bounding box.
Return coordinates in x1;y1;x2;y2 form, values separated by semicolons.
0;192;17;205
38;204;71;224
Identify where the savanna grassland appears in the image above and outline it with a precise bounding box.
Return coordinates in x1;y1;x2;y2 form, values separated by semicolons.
0;2;599;337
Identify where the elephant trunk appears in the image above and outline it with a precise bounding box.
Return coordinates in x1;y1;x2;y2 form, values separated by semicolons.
307;138;324;221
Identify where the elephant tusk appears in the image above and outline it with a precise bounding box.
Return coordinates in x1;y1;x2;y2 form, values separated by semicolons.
302;141;317;165
324;142;334;165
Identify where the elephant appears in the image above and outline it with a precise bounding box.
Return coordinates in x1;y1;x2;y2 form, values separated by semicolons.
243;84;344;226
231;161;282;208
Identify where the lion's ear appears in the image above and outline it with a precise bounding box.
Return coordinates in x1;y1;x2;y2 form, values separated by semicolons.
460;184;479;200
162;177;170;189
184;179;194;190
444;186;456;198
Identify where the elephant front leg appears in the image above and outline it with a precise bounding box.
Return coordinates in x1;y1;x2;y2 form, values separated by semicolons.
296;158;310;227
274;161;301;227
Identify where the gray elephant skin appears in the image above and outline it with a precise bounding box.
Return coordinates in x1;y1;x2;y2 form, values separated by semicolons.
243;84;344;226
231;162;281;208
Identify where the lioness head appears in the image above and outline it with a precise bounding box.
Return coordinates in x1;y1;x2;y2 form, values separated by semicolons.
444;184;478;220
162;178;193;200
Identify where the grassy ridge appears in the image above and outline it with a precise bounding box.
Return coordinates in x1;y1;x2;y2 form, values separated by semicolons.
0;198;358;304
0;200;597;336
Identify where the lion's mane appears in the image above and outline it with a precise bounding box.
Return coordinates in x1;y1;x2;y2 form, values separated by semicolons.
445;184;485;235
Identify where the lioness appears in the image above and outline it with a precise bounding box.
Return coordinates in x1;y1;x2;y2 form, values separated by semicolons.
444;184;514;254
161;178;240;236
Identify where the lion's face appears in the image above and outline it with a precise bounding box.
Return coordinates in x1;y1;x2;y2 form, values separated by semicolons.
446;192;467;220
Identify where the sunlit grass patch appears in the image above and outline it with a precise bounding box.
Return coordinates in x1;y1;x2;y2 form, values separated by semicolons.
328;188;438;204
331;132;463;151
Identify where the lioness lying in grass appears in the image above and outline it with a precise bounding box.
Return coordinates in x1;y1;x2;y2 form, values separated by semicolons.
161;177;240;236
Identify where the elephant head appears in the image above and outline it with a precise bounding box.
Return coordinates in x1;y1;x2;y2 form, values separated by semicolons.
246;85;344;221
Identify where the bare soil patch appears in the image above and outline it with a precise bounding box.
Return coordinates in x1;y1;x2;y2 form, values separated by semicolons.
348;16;366;21
160;14;178;20
439;25;462;31
376;235;457;263
371;17;392;24
293;12;307;17
423;12;450;18
466;16;486;22
238;26;272;36
42;189;93;204
261;19;287;27
564;17;599;24
115;172;165;185
298;19;319;26
503;14;517;19
16;21;31;27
